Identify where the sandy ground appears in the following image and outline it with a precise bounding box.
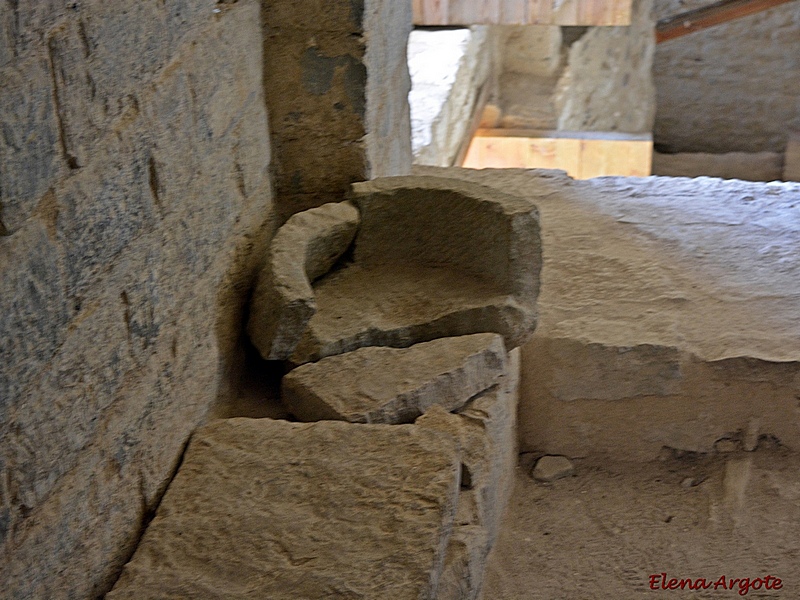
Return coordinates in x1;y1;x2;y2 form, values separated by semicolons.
482;446;800;599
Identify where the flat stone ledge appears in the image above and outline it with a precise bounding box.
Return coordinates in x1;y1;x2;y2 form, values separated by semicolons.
247;201;359;360
282;333;507;424
107;418;461;600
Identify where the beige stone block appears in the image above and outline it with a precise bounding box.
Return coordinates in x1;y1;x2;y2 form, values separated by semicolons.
107;418;461;600
282;333;507;423
247;201;359;360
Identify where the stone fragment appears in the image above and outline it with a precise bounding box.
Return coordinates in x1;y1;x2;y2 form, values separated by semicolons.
289;176;541;364
416;348;520;543
532;456;575;482
436;525;490;600
714;438;740;453
282;333;506;424
418;348;520;600
107;418;460;600
247;201;359;360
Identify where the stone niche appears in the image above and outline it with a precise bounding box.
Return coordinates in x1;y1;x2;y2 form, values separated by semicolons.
108;175;541;599
247;175;541;365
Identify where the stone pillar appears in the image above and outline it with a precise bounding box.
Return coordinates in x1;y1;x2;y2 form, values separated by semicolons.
262;0;413;220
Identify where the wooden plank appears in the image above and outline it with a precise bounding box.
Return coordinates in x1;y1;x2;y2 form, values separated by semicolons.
656;0;797;43
414;0;632;24
463;129;652;178
527;0;553;23
501;0;529;24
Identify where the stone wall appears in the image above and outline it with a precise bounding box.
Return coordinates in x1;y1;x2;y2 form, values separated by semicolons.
495;0;656;133
262;0;413;220
0;1;274;597
653;0;800;153
555;0;656;133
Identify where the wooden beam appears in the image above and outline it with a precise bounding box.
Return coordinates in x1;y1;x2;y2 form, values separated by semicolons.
656;0;798;43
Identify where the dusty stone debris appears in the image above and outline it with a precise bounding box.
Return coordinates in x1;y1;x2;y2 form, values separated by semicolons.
531;455;575;482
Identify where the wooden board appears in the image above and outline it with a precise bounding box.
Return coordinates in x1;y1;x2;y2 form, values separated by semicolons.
413;0;632;25
462;129;653;178
656;0;798;43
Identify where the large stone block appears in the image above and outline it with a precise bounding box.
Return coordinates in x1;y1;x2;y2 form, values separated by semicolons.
107;418;461;600
289;176;540;363
414;166;800;461
247;201;359;360
282;333;507;423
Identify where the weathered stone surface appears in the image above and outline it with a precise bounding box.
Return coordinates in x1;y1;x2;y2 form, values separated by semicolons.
417;348;520;543
289;176;541;363
652;151;785;182
785;133;800;182
107;418;461;600
491;0;654;136
247;201;359;360
282;333;506;423
532;456;575;482
262;0;412;219
436;526;491;600
0;2;274;598
415;166;800;461
654;0;800;153
554;0;655;133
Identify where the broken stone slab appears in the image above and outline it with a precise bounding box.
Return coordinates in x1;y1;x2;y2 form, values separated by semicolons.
416;347;520;544
246;201;359;360
414;166;800;461
282;333;507;424
436;525;491;600
289;176;541;364
418;348;520;600
107;418;461;600
532;455;575;482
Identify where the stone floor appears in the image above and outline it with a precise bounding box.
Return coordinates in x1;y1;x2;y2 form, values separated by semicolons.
483;447;800;599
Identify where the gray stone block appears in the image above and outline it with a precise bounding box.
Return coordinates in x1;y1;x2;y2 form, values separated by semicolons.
282;333;507;423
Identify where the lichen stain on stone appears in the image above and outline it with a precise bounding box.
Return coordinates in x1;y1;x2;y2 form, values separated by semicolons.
342;56;367;119
301;47;338;96
301;48;366;118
